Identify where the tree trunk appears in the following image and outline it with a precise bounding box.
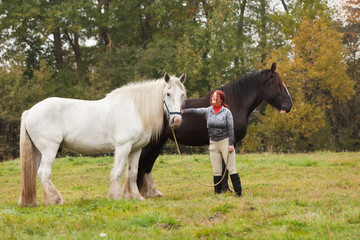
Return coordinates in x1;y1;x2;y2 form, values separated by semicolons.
98;0;112;47
53;27;63;70
139;0;152;49
259;0;267;63
237;0;247;38
73;32;83;79
236;0;247;73
65;31;83;80
280;0;289;14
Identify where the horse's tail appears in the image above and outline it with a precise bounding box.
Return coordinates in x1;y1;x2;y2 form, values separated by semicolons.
18;110;38;207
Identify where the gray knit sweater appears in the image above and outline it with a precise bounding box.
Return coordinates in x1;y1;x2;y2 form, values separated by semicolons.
182;106;235;146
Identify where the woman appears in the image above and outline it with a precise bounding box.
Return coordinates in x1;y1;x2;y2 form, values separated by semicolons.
182;90;242;197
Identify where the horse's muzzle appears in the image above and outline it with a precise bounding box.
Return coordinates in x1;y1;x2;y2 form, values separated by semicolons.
170;116;182;128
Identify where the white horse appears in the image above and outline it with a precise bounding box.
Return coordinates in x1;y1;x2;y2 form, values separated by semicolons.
18;73;186;207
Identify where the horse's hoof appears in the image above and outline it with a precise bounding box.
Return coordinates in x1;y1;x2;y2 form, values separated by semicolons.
122;191;145;201
18;201;39;207
45;197;64;206
143;188;164;198
152;190;163;198
129;194;145;201
108;193;121;200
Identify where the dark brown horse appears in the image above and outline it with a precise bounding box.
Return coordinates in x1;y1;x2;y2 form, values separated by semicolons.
137;63;293;198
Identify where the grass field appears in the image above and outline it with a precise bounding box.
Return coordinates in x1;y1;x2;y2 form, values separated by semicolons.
1;152;359;239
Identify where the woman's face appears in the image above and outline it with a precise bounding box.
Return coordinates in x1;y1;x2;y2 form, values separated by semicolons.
211;92;222;105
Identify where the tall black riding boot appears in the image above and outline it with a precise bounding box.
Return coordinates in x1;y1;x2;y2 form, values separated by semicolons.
230;173;242;197
213;176;222;194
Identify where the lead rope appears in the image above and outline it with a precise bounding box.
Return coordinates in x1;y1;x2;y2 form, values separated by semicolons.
170;127;229;187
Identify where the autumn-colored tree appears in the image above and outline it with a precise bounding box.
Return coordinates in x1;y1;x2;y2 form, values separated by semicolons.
241;15;355;152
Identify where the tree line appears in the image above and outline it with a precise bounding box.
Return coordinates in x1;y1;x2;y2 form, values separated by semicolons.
0;0;359;161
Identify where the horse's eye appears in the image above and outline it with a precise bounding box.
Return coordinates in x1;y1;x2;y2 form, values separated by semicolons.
167;93;170;97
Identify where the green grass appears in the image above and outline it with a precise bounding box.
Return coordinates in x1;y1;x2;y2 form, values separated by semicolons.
1;152;360;239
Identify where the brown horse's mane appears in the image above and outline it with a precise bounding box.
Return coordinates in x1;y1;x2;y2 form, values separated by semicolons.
203;69;276;106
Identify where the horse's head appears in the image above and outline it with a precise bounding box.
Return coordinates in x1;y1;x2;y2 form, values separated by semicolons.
163;72;186;128
262;63;293;113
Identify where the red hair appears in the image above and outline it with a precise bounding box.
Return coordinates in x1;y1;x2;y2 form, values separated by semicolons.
210;90;229;108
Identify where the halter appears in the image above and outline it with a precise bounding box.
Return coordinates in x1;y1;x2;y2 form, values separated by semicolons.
163;100;181;115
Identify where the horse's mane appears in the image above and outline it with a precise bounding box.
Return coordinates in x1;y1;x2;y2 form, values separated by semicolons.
105;79;167;141
204;69;275;106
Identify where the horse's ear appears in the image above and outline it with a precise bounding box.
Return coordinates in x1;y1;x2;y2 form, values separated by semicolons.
271;63;277;76
263;63;277;85
164;72;170;83
179;73;186;83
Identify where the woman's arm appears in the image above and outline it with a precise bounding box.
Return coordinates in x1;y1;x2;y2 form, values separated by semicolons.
182;107;208;116
226;110;235;149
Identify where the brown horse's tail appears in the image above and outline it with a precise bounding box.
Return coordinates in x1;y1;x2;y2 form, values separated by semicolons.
18;111;38;207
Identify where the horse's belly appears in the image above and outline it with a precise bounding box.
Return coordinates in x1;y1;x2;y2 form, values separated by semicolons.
62;139;114;154
62;122;147;154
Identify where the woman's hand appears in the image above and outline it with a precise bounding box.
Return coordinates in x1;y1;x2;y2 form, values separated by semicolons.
228;145;234;152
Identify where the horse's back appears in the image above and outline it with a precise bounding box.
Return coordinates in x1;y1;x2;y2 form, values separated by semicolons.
24;97;147;154
25;97;112;152
26;97;103;130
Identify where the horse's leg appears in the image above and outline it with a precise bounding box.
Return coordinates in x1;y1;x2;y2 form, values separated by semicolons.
122;149;144;200
141;172;163;198
108;144;130;200
137;137;167;198
37;150;64;205
34;148;41;174
33;148;42;206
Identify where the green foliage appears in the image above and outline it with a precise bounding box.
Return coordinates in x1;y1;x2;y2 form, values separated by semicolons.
175;0;265;96
0;64;26;121
1;153;360;239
